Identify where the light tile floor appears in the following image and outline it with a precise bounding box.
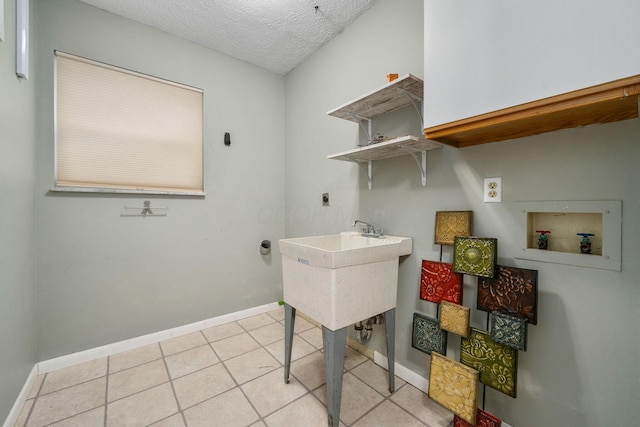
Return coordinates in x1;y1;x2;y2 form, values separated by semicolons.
14;308;453;427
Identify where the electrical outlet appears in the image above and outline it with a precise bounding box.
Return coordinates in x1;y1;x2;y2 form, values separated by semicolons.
322;192;330;206
484;177;502;203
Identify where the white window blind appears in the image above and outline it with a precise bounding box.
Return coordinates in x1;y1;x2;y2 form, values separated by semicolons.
55;51;204;195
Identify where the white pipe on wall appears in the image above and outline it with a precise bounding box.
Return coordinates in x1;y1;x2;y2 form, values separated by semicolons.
16;0;29;79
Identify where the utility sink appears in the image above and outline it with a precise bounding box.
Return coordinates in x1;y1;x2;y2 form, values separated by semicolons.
279;232;412;331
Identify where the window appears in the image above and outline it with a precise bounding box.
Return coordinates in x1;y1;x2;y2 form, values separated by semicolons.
54;51;204;195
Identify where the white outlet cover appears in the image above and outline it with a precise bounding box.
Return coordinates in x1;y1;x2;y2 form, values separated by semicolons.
484;177;502;203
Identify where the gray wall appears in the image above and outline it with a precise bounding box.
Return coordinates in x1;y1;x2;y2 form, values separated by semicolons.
424;1;640;425
286;0;639;426
35;0;286;360
0;0;37;419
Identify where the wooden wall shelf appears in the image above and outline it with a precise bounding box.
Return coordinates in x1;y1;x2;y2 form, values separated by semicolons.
423;74;640;148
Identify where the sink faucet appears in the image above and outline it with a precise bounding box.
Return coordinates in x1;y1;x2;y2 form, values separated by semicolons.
353;220;382;238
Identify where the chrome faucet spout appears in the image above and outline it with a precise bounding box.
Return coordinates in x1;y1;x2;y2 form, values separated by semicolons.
353;220;374;229
352;220;382;238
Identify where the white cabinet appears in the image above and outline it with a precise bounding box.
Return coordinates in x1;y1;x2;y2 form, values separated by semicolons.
327;74;442;189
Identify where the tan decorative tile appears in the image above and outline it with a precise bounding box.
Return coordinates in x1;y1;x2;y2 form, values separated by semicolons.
183;388;259;427
210;332;260;361
108;343;162;373
165;345;219;379
428;352;478;425
108;359;169;402
434;211;473;246
237;313;276;331
264;394;329;427
290;351;325;390
313;373;384;425
223;348;280;385
264;337;315;364
106;383;178;427
202;322;244;343
241;368;307;416
390;383;453;427
40;358;107;395
29;377;106;426
159;332;207;356
350;359;405;397
172;363;236;409
351;400;426;427
49;406;105;427
439;301;471;338
248;322;285;346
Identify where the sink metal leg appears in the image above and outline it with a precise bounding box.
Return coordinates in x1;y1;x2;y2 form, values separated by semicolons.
284;303;296;384
384;308;396;393
322;326;347;427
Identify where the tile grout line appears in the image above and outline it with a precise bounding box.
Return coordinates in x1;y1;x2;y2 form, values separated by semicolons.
19;372;45;427
161;334;191;427
14;309;443;427
104;357;109;427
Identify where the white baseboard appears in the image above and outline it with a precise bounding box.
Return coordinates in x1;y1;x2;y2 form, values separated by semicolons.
5;301;281;426
37;301;280;374
373;351;514;427
3;365;38;427
374;351;429;392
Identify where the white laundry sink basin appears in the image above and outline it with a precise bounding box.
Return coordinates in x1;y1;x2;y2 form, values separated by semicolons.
279;232;412;330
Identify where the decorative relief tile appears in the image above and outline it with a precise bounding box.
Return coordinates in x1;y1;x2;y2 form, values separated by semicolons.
454;408;502;427
412;313;447;356
490;311;528;351
461;328;518;398
434;211;473;246
428;352;479;425
477;265;538;325
439;301;470;338
453;237;497;278
420;260;464;305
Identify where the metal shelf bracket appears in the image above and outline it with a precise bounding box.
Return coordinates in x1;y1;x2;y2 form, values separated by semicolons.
403;148;427;186
347;158;373;190
347;112;373;142
358;160;373;190
397;87;424;128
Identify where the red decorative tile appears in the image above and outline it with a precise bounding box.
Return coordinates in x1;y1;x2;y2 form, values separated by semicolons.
454;408;502;427
420;260;463;304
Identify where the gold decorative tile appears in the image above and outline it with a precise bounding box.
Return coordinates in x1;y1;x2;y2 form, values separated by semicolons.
439;301;471;338
435;211;473;245
428;352;479;425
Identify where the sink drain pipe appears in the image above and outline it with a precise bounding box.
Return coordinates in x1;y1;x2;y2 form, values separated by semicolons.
355;314;384;343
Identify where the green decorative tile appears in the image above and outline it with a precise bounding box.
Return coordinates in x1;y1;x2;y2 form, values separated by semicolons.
490;311;528;351
412;313;447;355
461;328;518;398
453;237;497;278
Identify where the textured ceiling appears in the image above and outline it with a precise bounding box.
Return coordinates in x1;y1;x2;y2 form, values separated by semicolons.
78;0;379;75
